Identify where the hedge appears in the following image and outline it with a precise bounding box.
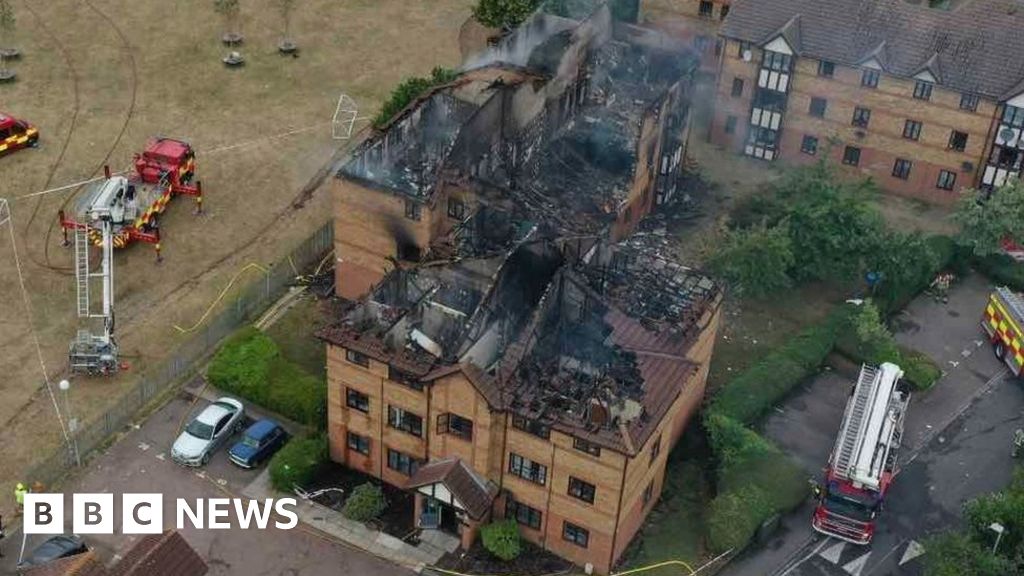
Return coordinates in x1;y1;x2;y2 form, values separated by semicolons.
833;304;942;390
207;326;326;427
343;483;388;522
975;253;1024;292
269;435;327;492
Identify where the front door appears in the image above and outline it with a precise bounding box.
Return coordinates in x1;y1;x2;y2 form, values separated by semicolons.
421;497;441;529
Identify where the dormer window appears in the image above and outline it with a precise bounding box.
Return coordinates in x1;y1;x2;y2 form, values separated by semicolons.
913;80;933;101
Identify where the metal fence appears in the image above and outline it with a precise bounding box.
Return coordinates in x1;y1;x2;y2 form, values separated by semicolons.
26;220;334;487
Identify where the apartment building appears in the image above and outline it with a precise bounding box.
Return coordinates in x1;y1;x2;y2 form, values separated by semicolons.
331;6;696;300
710;0;1024;203
318;234;721;574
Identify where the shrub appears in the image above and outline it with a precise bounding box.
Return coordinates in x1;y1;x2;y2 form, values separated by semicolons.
373;67;459;128
481;518;521;561
269;436;327;492
343;483;388;522
207;327;279;402
900;346;942;390
868;232;941;315
207;327;327;427
834;302;941;390
975;253;1024;292
708;223;795;298
704;413;774;468
923;532;1014;576
706;484;773;553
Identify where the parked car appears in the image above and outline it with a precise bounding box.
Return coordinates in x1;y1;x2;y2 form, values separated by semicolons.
228;419;289;468
0;112;39;157
172;397;245;466
17;534;87;568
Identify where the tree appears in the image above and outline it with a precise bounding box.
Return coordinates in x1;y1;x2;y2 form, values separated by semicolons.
342;483;387;522
373;67;459;128
923;532;1014;576
955;179;1024;256
213;0;242;42
777;163;884;283
0;0;15;80
481;519;522;560
473;0;542;29
708;222;795;298
865;231;941;313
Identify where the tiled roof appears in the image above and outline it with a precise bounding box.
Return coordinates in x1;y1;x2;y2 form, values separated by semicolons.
722;0;1024;99
407;457;498;520
317;324;437;375
107;531;207;576
22;551;108;576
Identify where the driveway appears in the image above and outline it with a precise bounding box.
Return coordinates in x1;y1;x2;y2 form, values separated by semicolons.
1;394;411;576
722;273;1018;576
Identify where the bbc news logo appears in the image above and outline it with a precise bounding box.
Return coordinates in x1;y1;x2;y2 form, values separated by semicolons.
24;494;298;534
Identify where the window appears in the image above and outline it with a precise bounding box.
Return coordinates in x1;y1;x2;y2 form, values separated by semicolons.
386;448;420;476
809;97;827;118
724;115;737;134
892;158;912;180
447;197;465;220
948;130;968;152
404;199;421;221
719;4;730;19
437;413;473;441
800;135;818;155
817;60;835;78
698;0;713;16
563;522;590;548
347;432;370;455
960;93;979;112
842;146;861;167
568;477;596;504
346;388;369;412
650;434;662;465
852;107;871;128
512;415;550;439
913;80;933;101
1004;105;1024;128
387;405;423;437
903;120;922;141
388;366;424;391
937;170;957;190
573;437;601;457
762;51;792;72
345;349;369;368
861;69;879;88
507;500;542;530
737;41;752;59
731;77;744;98
508;453;547;485
642;480;655;506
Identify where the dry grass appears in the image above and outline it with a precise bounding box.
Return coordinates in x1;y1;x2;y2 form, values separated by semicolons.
0;0;473;514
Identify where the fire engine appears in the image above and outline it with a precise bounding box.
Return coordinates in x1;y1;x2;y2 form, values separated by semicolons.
0;112;39;156
813;362;910;544
982;286;1024;376
59;137;203;259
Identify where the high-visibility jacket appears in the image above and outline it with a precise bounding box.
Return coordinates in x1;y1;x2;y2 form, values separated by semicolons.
14;487;26;505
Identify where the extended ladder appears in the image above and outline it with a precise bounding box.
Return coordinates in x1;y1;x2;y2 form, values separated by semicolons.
74;225;91;317
833;364;879;477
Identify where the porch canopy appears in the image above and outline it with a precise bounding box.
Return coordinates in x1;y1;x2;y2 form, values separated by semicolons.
408;457;498;521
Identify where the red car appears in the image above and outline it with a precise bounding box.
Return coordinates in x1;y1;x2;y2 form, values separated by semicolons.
0;112;39;156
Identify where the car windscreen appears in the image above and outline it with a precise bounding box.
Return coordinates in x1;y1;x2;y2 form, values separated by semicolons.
186;419;215;440
824;491;875;522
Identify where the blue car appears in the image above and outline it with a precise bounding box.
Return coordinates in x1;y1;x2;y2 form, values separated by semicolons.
228;419;289;469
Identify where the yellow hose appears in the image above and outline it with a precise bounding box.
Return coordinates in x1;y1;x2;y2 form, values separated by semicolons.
172;262;269;333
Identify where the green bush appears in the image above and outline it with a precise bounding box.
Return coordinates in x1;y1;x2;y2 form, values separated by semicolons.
343;483;388;522
923;532;1014;576
207;327;327;427
709;223;795;298
900;346;942;390
373;67;459;128
704;413;773;467
975;253;1024;292
706;484;774;553
269;436;327;492
833;302;941;390
481;518;522;561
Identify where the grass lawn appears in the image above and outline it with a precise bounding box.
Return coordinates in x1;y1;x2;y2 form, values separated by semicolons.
708;282;845;392
622;428;712;573
264;295;327;379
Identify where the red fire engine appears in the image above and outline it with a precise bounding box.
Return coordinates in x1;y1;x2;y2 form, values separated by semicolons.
59;137;203;259
0;112;39;156
813;362;910;544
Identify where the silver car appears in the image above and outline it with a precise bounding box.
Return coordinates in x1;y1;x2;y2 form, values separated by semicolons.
172;397;245;466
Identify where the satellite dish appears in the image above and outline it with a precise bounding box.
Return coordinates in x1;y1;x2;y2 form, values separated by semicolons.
742;49;753;61
1000;127;1017;143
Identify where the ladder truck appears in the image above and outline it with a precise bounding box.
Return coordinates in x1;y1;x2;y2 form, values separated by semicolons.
982;286;1024;376
813;362;910;544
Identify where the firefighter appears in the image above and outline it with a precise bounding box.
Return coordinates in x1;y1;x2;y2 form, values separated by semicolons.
931;272;953;304
13;483;26;516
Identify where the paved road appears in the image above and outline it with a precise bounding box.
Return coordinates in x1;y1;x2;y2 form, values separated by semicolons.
1;394;411;576
723;273;1019;576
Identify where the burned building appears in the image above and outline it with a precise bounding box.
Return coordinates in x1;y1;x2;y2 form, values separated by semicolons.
318;232;721;573
332;5;698;299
